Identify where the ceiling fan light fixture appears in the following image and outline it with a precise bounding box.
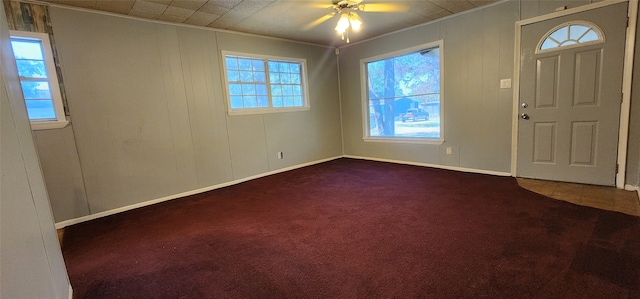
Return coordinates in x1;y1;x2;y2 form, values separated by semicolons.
335;13;350;34
349;12;362;31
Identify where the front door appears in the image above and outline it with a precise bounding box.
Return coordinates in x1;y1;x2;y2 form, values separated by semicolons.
517;2;627;186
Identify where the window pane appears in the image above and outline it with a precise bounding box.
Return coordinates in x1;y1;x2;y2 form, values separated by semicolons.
240;71;253;82
227;70;239;82
279;63;289;72
257;96;269;107
569;25;589;40
550;27;568;42
268;61;279;71
291;73;300;84
252;60;264;71
284;96;294;107
226;57;238;70
10;40;44;60
224;54;307;112
230;96;243;108
242;84;256;95
580;29;599;43
270;72;280;84
273;96;283;107
16;60;47;78
256;84;267;95
254;71;266;82
365;46;441;139
243;96;257;108
282;85;293;95
25;99;55;119
540;39;558;50
271;85;282;96
21;81;51;99
280;73;290;84
293;96;303;107
238;58;252;71
229;84;242;95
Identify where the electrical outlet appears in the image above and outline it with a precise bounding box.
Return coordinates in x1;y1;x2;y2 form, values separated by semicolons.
500;79;511;89
446;147;452;155
277;152;283;159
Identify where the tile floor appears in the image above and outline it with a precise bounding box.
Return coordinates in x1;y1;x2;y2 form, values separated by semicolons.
517;178;640;217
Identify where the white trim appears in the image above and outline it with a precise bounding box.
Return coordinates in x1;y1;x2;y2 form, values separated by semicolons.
617;0;638;189
220;51;310;115
9;30;68;128
359;40;444;143
344;155;512;177
55;154;516;228
512;0;634;190
624;184;639;191
516;0;628;27
55;156;341;229
68;284;73;299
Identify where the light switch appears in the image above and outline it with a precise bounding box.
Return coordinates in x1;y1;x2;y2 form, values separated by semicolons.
500;79;512;89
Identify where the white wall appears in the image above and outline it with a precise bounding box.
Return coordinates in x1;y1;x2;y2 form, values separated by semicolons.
339;1;518;173
0;2;70;297
338;0;640;182
43;7;342;218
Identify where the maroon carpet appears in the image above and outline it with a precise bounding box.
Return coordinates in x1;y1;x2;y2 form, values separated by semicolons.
62;158;640;298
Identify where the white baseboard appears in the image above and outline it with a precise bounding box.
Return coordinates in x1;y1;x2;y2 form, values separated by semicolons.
68;284;73;299
55;156;341;229
55;155;516;229
625;184;639;191
343;155;512;177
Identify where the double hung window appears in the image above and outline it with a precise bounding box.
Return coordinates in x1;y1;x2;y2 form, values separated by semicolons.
222;52;309;115
10;31;67;129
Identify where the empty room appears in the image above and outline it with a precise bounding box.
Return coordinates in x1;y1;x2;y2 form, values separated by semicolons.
2;0;640;298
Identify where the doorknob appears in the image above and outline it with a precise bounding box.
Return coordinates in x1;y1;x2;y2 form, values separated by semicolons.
521;103;528;108
521;113;529;120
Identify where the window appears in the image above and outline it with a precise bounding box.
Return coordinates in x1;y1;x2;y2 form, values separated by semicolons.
538;21;604;53
10;31;67;130
362;41;443;143
222;52;309;115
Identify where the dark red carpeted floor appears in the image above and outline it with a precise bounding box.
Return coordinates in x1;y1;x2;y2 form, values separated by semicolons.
62;158;640;298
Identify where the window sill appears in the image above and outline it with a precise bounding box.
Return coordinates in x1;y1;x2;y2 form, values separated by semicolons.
228;106;310;116
30;120;70;130
363;137;444;145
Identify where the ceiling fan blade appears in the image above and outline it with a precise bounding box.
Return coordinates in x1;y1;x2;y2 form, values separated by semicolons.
302;12;336;31
359;3;409;12
312;3;335;9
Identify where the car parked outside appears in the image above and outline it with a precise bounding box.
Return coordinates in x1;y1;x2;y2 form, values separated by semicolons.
401;108;429;122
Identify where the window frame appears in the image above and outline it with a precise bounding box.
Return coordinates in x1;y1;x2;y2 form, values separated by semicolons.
360;40;444;144
536;21;605;54
10;30;68;130
221;51;310;116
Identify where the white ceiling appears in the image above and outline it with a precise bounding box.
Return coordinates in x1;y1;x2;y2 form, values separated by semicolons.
42;0;499;46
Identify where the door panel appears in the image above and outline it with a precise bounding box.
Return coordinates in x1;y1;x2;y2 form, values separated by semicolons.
517;2;627;186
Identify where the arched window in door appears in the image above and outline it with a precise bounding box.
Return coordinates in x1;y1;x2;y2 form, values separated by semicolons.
536;21;604;53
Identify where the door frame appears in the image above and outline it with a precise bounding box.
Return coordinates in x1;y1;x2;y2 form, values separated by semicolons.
511;0;638;189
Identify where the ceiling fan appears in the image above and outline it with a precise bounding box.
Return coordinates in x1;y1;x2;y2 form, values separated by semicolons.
303;0;409;43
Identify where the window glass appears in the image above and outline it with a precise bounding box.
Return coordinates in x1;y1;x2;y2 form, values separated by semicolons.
223;53;308;114
538;22;604;53
10;31;67;129
363;42;443;141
